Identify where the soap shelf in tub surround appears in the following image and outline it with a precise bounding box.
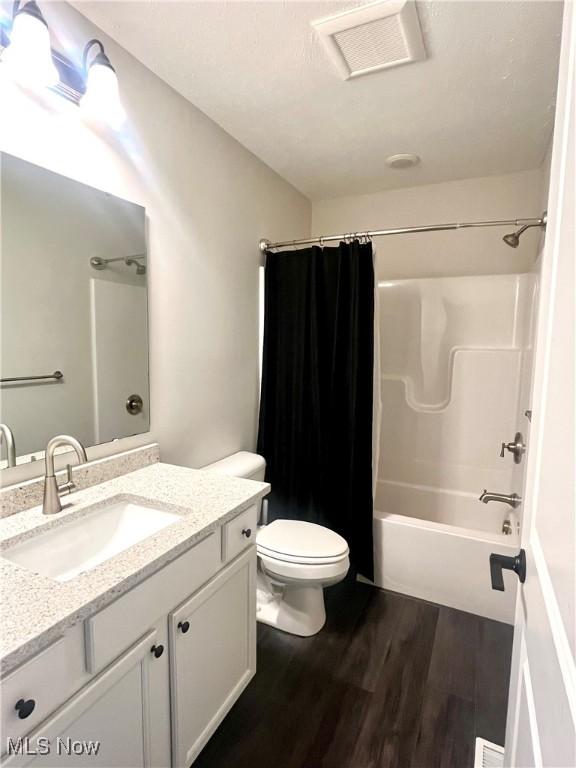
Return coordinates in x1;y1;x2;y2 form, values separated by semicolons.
0;462;269;676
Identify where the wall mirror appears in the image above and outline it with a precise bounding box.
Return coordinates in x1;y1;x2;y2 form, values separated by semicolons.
0;153;150;469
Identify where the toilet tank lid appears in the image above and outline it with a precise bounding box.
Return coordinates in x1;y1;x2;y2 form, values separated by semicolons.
202;451;266;479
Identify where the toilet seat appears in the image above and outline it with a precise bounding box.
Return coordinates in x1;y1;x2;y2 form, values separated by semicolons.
256;545;348;565
257;520;349;585
256;519;349;564
259;549;350;583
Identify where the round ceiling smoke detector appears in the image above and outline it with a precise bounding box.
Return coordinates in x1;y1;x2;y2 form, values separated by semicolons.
386;153;420;169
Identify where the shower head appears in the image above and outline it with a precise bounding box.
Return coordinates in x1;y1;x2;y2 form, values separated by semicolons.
502;228;524;248
502;212;547;249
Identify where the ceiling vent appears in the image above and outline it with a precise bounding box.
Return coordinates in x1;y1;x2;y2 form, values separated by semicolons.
312;0;426;80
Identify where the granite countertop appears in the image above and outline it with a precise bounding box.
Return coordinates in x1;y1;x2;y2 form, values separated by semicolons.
0;462;270;677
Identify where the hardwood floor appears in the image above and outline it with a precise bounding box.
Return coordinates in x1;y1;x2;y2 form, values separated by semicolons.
194;576;513;768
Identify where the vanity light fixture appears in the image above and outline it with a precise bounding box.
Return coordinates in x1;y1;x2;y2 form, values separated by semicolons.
80;39;125;127
0;7;125;127
1;0;58;89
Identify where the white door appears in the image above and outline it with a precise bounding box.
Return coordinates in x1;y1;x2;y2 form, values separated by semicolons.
504;3;575;766
169;548;256;768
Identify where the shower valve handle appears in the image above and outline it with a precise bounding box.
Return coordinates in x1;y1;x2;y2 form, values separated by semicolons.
500;432;526;463
489;549;526;591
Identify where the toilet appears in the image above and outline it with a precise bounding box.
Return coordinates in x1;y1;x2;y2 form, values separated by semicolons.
202;451;350;636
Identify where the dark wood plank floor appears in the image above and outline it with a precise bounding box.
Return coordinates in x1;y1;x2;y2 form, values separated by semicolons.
194;576;513;768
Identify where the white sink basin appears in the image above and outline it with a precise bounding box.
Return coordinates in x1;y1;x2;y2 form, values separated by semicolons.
3;499;181;582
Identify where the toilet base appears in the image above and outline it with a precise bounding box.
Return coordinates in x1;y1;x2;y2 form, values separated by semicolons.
256;570;326;637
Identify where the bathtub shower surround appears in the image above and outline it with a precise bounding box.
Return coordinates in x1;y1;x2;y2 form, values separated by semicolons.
374;273;536;622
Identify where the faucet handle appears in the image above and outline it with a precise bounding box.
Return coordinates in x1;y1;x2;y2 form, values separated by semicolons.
58;464;76;495
500;432;526;463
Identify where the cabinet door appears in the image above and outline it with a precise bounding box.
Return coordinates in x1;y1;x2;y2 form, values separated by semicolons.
2;626;171;768
170;547;256;767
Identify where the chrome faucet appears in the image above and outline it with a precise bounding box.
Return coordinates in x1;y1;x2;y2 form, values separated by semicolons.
42;435;87;515
0;424;17;468
479;490;522;509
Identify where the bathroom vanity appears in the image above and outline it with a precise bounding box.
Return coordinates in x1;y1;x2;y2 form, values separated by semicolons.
0;459;268;767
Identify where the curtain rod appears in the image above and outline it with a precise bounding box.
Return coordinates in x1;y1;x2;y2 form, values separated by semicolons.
259;212;547;253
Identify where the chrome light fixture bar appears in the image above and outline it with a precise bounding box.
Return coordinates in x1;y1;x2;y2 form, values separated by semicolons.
0;3;124;123
0;0;57;88
0;28;82;103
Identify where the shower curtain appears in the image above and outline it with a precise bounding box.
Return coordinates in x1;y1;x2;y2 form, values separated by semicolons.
257;239;375;580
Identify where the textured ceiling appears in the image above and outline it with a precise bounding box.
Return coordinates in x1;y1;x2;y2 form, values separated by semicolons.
72;1;563;199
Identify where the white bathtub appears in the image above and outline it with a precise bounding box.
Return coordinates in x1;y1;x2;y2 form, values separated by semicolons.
373;480;519;623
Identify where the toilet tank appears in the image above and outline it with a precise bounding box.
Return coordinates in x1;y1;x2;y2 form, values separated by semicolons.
201;451;266;482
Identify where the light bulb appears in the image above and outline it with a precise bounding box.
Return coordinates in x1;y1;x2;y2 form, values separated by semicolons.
1;2;58;89
80;55;125;128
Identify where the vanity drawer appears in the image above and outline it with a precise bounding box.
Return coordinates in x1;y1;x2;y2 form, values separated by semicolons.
223;505;258;562
86;531;221;674
1;624;89;749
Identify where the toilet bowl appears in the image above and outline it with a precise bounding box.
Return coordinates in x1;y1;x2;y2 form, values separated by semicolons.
202;451;350;637
256;519;349;636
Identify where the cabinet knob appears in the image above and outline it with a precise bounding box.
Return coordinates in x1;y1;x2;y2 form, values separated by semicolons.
15;699;35;719
178;620;190;634
150;644;164;659
242;528;252;538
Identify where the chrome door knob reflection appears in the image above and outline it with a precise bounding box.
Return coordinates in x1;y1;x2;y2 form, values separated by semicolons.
126;394;144;415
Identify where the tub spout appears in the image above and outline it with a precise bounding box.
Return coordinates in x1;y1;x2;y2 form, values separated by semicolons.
479;490;522;509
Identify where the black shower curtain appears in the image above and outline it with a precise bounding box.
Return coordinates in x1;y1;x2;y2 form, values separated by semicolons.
257;240;375;580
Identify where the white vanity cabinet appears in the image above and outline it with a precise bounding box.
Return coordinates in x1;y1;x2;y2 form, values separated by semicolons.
170;548;256;767
3;624;169;768
0;507;258;768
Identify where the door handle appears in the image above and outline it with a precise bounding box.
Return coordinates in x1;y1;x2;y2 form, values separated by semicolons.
490;549;526;591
